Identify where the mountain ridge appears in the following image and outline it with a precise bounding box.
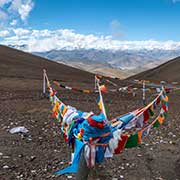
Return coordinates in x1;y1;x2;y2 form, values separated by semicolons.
34;48;180;69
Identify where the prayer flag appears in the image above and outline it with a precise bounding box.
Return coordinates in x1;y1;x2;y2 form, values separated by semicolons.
137;130;143;144
148;105;154;116
62;105;68;117
158;114;164;125
141;125;152;138
153;119;160;128
136;113;144;128
143;109;149;123
163;111;168;118
156;97;161;105
99;85;107;93
125;133;139;148
97;96;103;111
162;104;167;112
114;134;129;154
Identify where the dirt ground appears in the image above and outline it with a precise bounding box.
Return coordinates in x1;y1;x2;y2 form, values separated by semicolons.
0;76;180;180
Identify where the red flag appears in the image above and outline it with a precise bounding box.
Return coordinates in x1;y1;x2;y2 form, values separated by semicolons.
99;85;107;93
143;109;149;123
114;134;129;154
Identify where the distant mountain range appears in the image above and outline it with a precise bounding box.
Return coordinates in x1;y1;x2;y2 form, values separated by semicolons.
8;44;180;78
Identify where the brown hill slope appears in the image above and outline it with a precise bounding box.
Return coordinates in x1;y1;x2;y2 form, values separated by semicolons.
128;56;180;82
0;45;94;83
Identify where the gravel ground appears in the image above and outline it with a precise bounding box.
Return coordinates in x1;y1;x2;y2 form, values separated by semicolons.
0;78;180;180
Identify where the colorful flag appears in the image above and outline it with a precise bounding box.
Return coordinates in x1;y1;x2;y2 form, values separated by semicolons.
83;90;91;93
153;119;160;128
162;104;167;112
99;84;107;93
137;130;143;144
163;111;168;118
136;113;144;128
97;96;103;111
163;95;168;102
96;85;107;119
114;134;129;154
141;125;152;138
125;133;139;148
157;114;165;125
52;100;60;118
148;105;154;116
62;105;68;117
153;101;157;110
156;97;161;105
143;109;149;123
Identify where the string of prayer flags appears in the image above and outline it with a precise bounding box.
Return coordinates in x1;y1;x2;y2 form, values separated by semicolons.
44;70;170;175
134;79;180;86
53;78;166;95
53;81;93;94
125;93;168;149
111;88;164;132
95;74;118;87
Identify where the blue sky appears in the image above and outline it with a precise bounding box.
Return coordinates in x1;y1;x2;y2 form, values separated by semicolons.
0;0;180;52
28;0;180;40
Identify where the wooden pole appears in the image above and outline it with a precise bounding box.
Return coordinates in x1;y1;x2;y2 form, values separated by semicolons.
143;80;146;105
43;69;46;96
96;78;107;119
94;75;97;90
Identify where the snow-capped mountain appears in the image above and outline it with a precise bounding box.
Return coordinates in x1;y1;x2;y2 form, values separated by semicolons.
7;43;180;78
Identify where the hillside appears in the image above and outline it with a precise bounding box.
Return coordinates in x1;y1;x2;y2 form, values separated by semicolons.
0;45;94;86
129;56;180;82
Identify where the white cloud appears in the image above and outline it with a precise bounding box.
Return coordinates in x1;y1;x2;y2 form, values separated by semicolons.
0;30;10;37
1;28;180;52
8;0;34;21
9;0;22;11
0;0;34;26
13;28;30;36
18;0;34;21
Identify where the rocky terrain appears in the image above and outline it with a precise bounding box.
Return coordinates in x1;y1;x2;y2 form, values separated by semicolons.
0;45;180;180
